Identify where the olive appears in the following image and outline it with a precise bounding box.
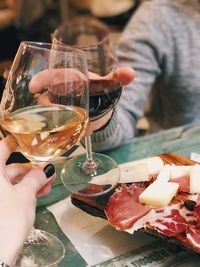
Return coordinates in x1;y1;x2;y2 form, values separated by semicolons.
183;199;197;211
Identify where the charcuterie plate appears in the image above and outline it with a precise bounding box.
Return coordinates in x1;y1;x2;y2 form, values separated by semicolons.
71;153;200;254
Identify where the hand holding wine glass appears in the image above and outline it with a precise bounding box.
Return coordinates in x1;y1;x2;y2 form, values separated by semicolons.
0;137;56;267
0;41;89;266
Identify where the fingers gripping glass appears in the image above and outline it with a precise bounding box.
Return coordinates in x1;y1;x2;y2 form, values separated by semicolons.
0;41;89;266
53;17;121;197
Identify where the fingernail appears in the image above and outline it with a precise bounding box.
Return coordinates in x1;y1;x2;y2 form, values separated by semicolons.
43;164;55;178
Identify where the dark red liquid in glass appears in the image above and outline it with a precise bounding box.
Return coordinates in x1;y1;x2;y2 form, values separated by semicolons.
89;79;122;121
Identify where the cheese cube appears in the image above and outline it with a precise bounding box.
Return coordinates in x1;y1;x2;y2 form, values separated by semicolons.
190;165;200;193
139;182;179;207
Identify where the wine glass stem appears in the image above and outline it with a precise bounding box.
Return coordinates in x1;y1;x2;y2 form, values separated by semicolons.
83;135;98;175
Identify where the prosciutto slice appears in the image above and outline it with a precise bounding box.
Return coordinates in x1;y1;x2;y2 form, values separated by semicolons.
105;184;152;230
169;176;190;192
186;225;200;250
149;207;187;237
104;178;200;252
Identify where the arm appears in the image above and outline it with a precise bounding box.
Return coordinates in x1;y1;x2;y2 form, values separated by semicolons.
91;1;171;151
0;137;55;266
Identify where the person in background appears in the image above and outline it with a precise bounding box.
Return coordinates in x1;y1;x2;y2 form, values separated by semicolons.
90;0;200;151
90;0;139;26
0;137;55;266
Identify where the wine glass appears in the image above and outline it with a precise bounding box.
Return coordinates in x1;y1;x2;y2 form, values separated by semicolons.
52;17;121;197
0;41;89;266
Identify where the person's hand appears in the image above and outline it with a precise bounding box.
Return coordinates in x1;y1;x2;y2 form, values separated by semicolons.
29;66;135;133
0;137;56;266
29;67;135;93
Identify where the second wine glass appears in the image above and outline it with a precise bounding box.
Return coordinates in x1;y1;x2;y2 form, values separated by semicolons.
52;17;121;197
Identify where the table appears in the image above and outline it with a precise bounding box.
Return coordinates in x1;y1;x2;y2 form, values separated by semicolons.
35;122;200;266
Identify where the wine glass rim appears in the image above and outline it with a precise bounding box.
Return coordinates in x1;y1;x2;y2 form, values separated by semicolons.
53;35;110;49
20;41;87;55
52;17;111;49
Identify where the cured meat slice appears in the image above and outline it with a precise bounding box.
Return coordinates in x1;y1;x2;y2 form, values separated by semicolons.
149;207;187;237
169;166;190;192
169;176;190;192
179;205;197;224
191;194;200;224
105;184;152;230
186;225;200;250
194;205;200;223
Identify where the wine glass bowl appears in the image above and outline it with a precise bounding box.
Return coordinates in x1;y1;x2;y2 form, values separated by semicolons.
52;17;121;121
1;42;88;165
52;16;110;48
1;104;88;163
0;41;89;266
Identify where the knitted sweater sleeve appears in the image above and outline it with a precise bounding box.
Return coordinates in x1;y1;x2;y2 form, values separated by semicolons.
91;2;172;152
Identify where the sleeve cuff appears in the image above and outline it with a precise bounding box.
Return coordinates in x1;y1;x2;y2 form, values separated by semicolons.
91;109;118;143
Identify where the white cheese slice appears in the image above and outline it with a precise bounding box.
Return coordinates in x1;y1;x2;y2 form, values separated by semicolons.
119;163;149;183
170;165;190;179
155;164;171;183
90;156;164;185
118;156;164;183
139;182;179;207
155;165;190;183
137;156;164;175
190;165;200;193
89;167;119;185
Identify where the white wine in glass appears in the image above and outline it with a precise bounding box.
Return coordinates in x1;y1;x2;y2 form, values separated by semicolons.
0;41;89;266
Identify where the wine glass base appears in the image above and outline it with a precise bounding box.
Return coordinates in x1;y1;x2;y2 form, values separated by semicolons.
61;152;120;197
15;230;65;267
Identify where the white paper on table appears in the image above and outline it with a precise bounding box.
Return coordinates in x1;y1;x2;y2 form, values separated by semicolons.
47;197;156;266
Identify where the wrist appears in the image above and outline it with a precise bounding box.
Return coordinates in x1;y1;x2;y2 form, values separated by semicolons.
85;109;114;136
91;108;118;143
93;109;114;132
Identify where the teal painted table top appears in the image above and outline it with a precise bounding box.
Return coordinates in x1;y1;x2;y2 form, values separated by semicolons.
36;122;200;266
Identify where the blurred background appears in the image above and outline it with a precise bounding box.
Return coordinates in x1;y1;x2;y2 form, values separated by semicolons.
0;0;145;95
0;0;150;62
0;0;150;153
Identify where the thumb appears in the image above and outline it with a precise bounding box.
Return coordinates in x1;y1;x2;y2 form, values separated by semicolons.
113;67;135;86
